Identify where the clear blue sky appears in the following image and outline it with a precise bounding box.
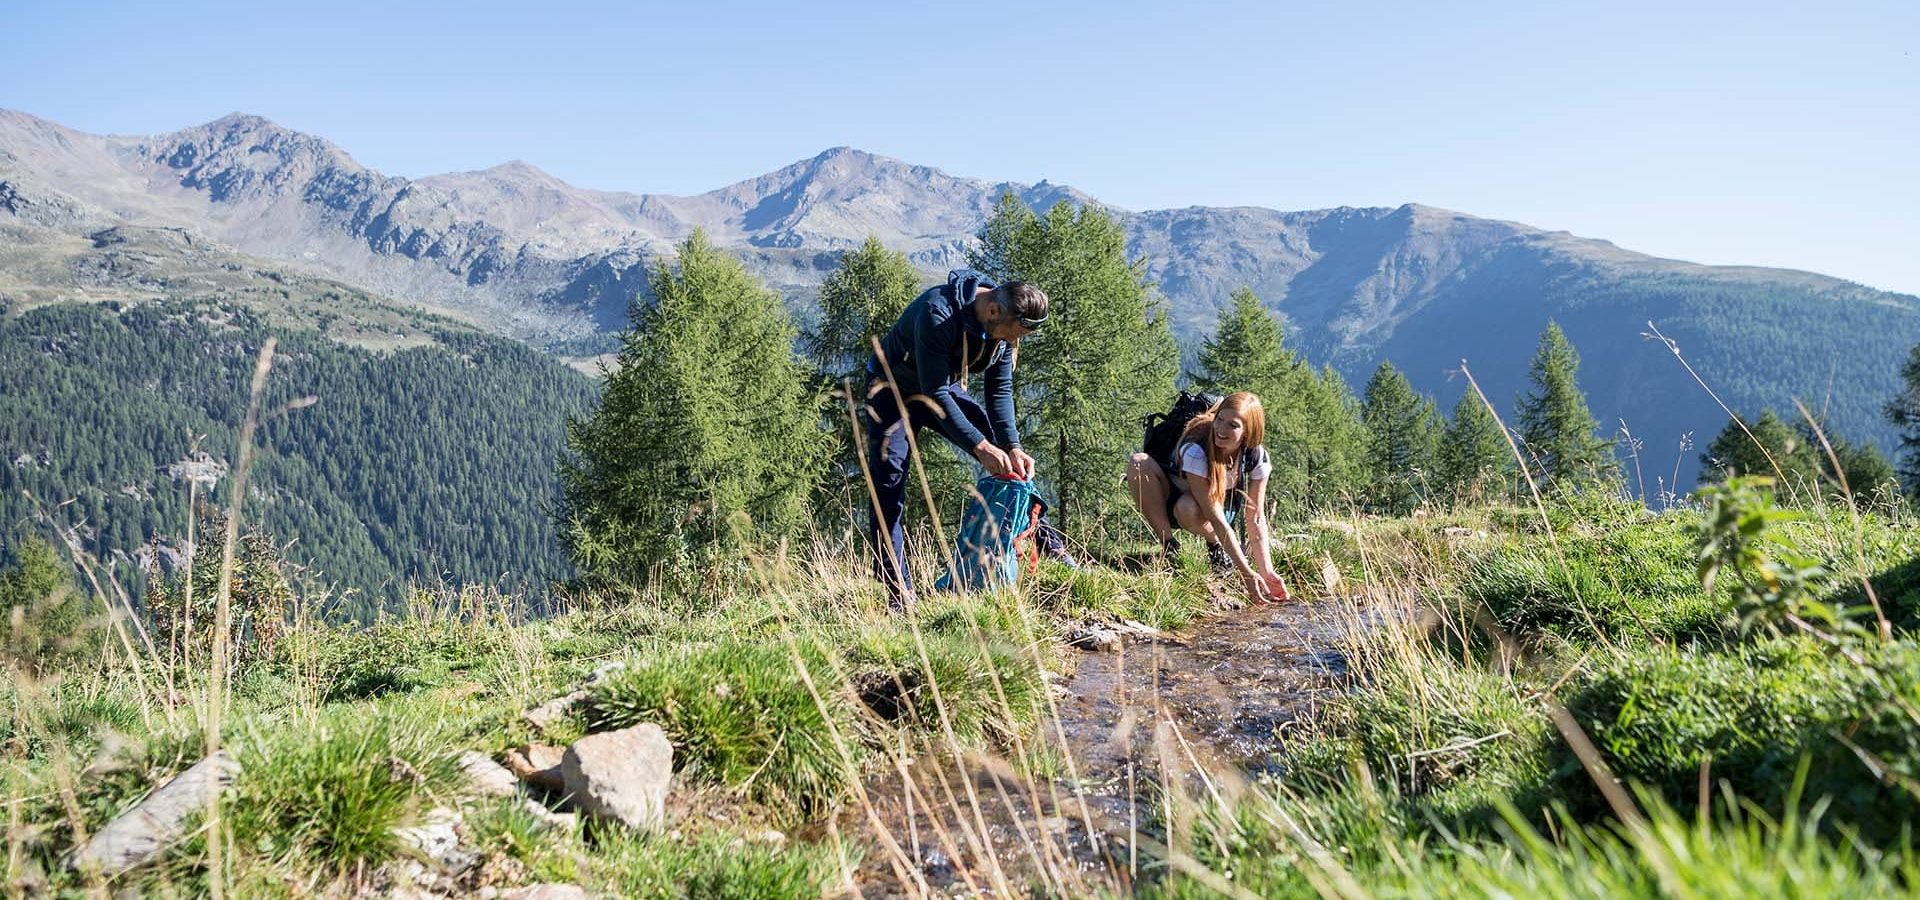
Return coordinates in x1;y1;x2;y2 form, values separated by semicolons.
6;0;1917;293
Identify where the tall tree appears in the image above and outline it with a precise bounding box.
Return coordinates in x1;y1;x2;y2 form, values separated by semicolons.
1700;410;1818;490
0;535;97;672
1886;343;1920;497
1292;365;1372;514
559;230;829;590
1703;409;1900;505
1360;362;1441;515
970;195;1180;526
1193;288;1289;399
1436;389;1512;507
802;236;920;383
1515;321;1616;489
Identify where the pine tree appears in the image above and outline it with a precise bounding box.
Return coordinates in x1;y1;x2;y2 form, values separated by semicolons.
1360;362;1441;515
970;195;1180;526
1193;288;1289;399
1295;365;1372;514
1515;321;1616;489
1700;410;1818;491
1886;343;1920;497
1436;389;1512;507
559;230;830;589
1826;435;1899;499
802;236;920;383
0;535;97;672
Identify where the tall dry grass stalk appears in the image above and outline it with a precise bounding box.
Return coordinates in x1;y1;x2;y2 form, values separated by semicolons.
200;337;278;900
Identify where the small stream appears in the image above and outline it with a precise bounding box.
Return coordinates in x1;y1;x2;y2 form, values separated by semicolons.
836;597;1361;897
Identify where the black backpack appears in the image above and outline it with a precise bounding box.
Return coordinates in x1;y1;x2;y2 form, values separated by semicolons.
1141;390;1221;468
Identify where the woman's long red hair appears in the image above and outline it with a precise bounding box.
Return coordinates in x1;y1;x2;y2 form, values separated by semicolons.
1178;391;1266;506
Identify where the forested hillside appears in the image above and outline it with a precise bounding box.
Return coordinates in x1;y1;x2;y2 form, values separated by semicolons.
1341;259;1920;489
0;300;597;616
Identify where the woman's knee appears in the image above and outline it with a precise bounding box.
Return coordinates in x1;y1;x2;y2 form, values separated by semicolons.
1126;452;1161;483
1172;496;1211;536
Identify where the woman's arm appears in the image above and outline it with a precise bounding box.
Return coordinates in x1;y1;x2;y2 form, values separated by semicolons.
1244;476;1277;576
1183;471;1261;583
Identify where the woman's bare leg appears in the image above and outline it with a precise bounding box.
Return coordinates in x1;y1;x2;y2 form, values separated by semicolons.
1172;494;1219;542
1126;452;1174;541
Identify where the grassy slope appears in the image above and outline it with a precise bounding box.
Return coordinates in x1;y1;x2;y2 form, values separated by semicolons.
7;491;1920;896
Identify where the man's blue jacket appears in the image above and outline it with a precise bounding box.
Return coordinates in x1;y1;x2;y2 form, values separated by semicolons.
866;268;1021;451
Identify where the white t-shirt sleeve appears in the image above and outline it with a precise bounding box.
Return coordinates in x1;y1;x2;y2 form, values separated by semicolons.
1247;448;1271;482
1178;442;1210;479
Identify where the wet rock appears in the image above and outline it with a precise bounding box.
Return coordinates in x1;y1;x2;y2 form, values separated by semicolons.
522;690;587;733
458;751;521;798
922;846;953;879
394;806;475;874
561;724;672;830
505;744;567;793
1067;624;1121;651
69;751;239;876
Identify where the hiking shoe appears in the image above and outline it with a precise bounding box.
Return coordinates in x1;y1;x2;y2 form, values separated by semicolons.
1206;542;1232;573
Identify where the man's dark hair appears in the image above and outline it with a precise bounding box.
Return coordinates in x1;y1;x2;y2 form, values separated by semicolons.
997;281;1050;329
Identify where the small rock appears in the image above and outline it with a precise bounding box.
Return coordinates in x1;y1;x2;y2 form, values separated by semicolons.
458;751;520;798
393;807;475;874
522;690;587;733
584;661;627;685
1067;625;1121;652
561;724;673;831
70;751;239;876
505;744;567;793
522;798;579;831
500;886;588;900
923;846;953;878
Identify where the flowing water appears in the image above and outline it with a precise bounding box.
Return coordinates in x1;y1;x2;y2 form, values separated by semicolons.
833;596;1363;897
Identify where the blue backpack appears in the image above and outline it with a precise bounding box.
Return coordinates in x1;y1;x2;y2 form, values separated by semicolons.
935;475;1039;592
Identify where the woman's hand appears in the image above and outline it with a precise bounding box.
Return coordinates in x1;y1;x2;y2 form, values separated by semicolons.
1242;569;1274;604
1259;571;1291;602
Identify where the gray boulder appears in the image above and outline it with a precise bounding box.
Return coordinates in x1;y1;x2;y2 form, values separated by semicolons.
560;725;672;831
69;752;240;876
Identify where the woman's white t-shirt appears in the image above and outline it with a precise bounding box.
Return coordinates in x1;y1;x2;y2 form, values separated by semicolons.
1174;441;1271;494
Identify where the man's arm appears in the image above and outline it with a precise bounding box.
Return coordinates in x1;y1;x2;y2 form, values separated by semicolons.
983;348;1021;449
907;304;990;451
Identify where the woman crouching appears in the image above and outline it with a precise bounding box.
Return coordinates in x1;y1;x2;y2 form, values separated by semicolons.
1126;391;1291;604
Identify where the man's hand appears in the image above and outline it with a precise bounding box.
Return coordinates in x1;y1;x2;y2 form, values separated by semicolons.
1008;447;1037;480
974;440;1014;477
1259;571;1291;602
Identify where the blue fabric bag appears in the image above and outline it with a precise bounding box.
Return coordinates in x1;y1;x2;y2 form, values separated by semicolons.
935;475;1038;592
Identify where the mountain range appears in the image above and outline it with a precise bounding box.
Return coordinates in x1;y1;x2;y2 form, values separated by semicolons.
4;109;1918;491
